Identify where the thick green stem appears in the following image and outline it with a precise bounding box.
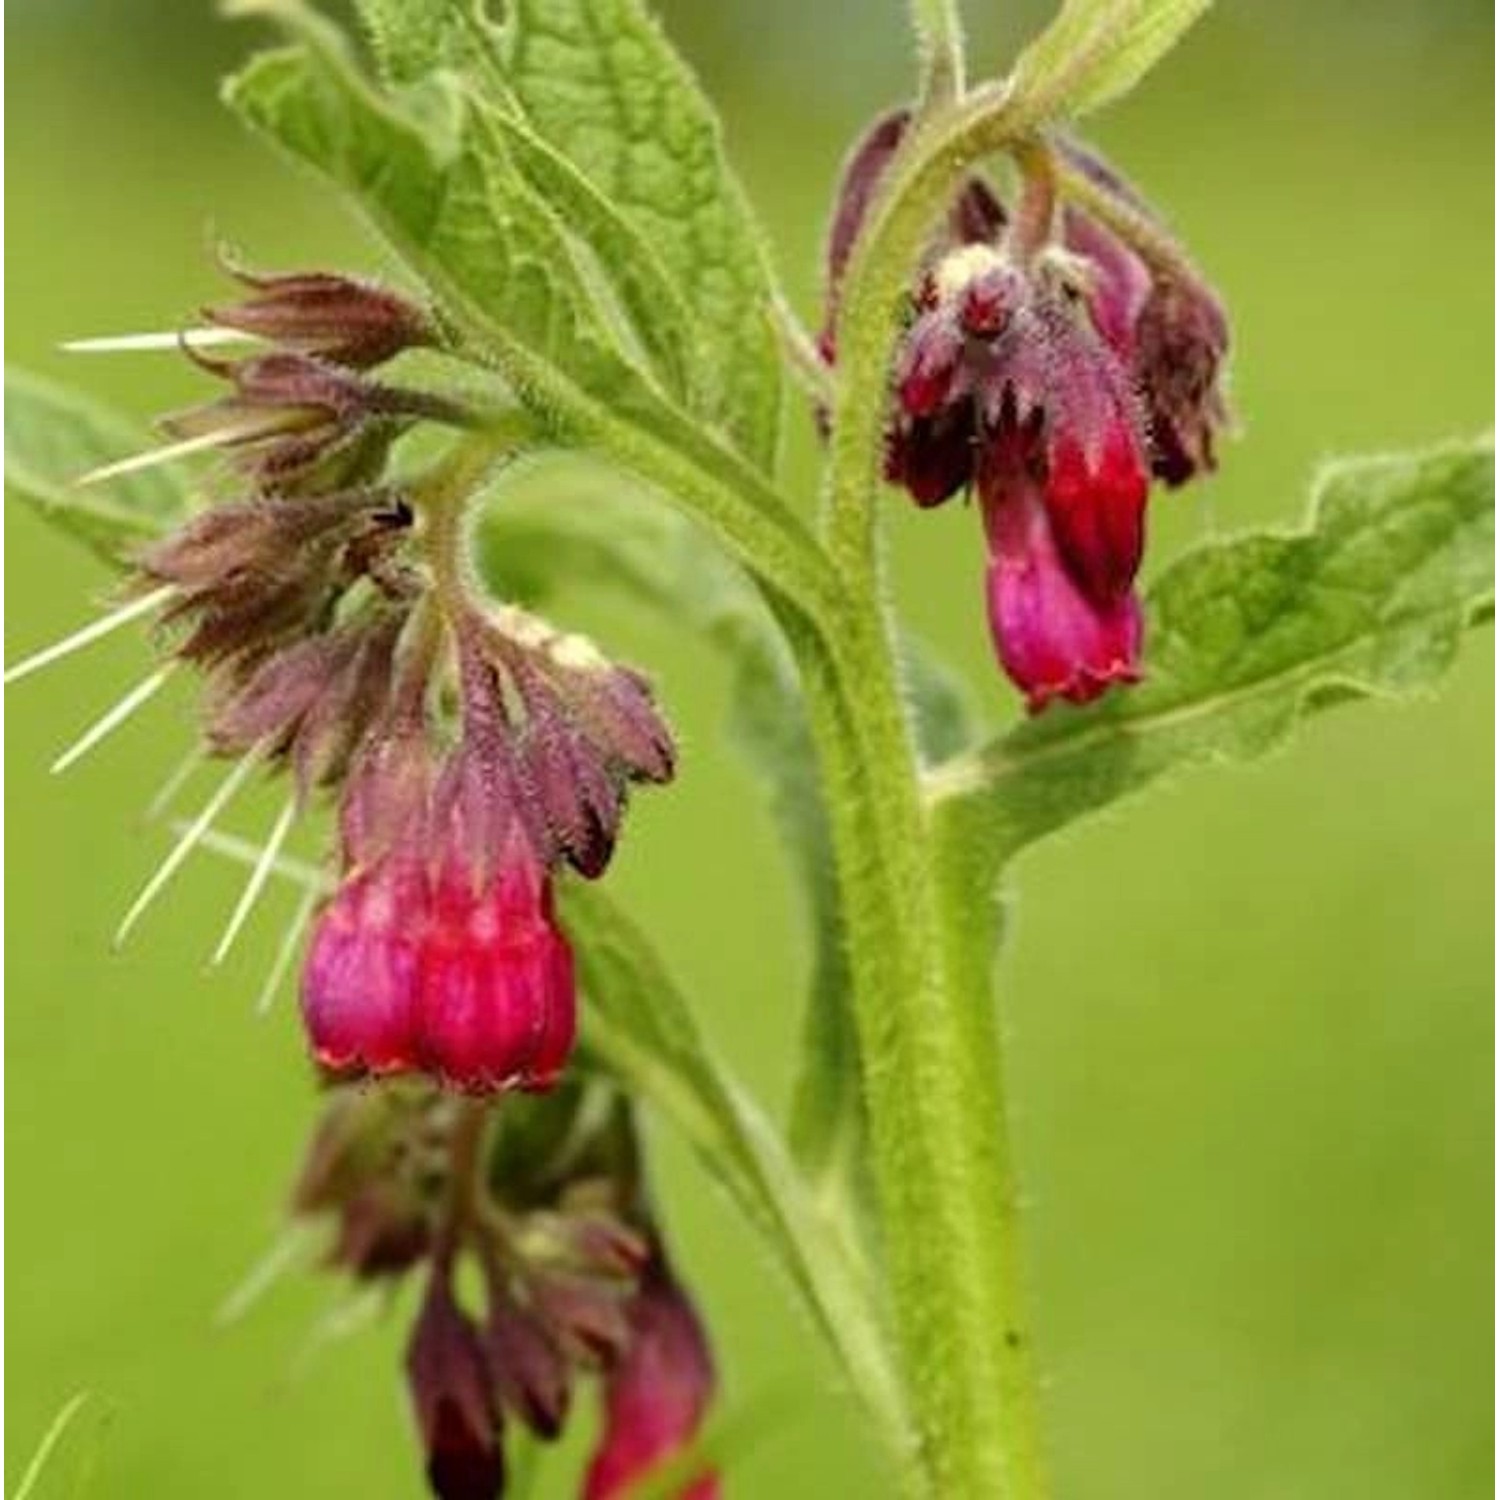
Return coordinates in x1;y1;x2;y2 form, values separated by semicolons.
788;601;1048;1499
805;83;1051;1500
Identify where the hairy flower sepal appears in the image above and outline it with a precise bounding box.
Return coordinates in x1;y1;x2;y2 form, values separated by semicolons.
205;248;436;369
165;348;472;492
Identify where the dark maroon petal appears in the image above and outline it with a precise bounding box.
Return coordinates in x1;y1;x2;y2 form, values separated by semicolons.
885;401;977;508
406;1278;504;1500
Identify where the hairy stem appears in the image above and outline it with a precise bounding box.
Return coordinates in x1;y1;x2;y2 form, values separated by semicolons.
808;86;1050;1500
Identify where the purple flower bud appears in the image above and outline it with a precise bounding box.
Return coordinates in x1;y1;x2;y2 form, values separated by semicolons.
163;350;464;492
139;489;411;681
206;249;435;369
530;1268;634;1367
884;400;976;508
207;609;408;790
482;1262;573;1439
583;1250;718;1500
1133;273;1230;485
329;1182;432;1278
460;621;675;880
406;1274;505;1500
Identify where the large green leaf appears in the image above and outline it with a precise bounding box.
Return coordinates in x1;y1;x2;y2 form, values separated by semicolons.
1007;0;1214;125
223;32;638;412
5;368;193;566
501;0;786;471
223;14;837;631
928;438;1495;893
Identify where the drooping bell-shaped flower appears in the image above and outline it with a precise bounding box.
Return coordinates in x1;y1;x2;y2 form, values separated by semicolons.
411;646;578;1094
416;817;576;1095
407;1272;506;1500
885;239;1152;710
583;1249;719;1500
301;725;435;1077
979;425;1143;709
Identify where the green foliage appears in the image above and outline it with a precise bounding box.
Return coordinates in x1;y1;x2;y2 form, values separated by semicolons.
501;0;786;469
1008;0;1215;123
928;438;1496;883
6;3;1493;1498
4;369;192;565
224;4;836;630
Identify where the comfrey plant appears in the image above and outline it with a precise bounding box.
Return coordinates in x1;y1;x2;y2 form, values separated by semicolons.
5;1;1492;1497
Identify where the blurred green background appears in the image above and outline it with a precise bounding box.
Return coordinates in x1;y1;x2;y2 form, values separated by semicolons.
5;2;1493;1496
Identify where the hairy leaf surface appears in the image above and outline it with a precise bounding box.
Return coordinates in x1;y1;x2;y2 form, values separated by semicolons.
503;0;785;469
929;439;1495;886
1008;0;1214;123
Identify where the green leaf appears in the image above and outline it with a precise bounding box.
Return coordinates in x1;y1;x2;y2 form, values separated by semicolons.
1008;0;1213;124
223;18;839;631
562;881;910;1455
223;33;635;409
352;0;477;83
479;104;699;403
502;0;786;470
5;368;193;565
927;438;1495;886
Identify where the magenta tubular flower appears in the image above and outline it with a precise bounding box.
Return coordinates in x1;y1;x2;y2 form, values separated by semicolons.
884;238;1153;711
583;1253;718;1500
301;856;426;1076
407;1275;505;1500
301;726;434;1076
415;831;576;1094
980;428;1143;710
411;683;579;1094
